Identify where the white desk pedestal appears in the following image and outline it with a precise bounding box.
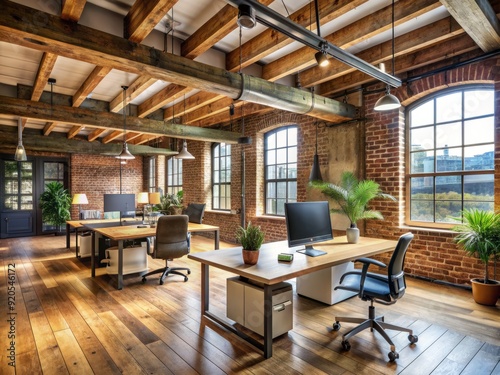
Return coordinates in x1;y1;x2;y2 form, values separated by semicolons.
296;261;356;305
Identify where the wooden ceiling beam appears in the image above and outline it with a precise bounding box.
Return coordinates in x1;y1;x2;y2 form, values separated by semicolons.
124;0;179;43
61;0;87;22
109;76;157;112
72;66;112;107
182;97;235;124
193;103;272;128
88;128;106;142
440;0;500;52
319;33;478;96
225;0;367;72
102;130;123;144
68;125;84;139
0;125;176;156
43;122;58;136
0;96;242;144
163;92;223;120
302;15;464;88
138;84;191;118
262;0;440;82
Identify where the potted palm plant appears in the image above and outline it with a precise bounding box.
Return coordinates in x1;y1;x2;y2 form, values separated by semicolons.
39;181;71;234
236;222;265;265
310;171;396;243
452;208;500;306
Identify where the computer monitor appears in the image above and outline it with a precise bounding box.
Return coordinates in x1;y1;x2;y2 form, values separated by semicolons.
103;194;135;221
284;201;333;257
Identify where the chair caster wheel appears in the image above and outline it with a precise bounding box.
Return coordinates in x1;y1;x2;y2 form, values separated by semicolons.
187;270;191;275
159;279;164;285
142;277;147;284
341;340;351;351
408;334;418;344
333;322;341;331
388;351;399;362
183;276;188;282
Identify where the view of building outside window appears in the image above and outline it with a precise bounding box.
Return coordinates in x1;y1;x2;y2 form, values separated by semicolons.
408;87;494;224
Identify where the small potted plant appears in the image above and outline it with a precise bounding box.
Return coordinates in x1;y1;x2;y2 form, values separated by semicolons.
39;181;71;234
236;222;265;265
452;208;500;306
156;191;184;215
310;171;396;243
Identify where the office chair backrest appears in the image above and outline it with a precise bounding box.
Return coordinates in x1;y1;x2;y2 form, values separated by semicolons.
387;232;414;300
154;215;190;259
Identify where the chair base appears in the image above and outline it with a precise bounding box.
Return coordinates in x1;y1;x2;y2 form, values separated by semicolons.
142;266;191;285
333;304;418;362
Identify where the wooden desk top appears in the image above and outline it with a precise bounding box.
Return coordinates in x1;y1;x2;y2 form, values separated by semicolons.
188;236;397;285
90;222;219;241
66;218;140;228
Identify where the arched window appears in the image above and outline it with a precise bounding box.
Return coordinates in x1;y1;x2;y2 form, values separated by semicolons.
264;126;297;215
212;142;231;210
406;86;494;227
167;157;182;195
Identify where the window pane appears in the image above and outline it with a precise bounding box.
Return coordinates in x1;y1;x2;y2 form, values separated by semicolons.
288;163;297;179
464;90;494;118
411;127;434;151
436;147;462;172
276;199;286;215
5;162;18;178
288;181;297;200
287;127;297;146
267;182;276;198
411;200;434;222
464;201;494;212
464;174;493;200
266;165;276;179
277;182;286;198
436;175;461;197
464;117;494;145
410;151;433;173
276;131;287;148
464;145;494;170
435;200;462;223
436;122;461;148
267;149;275;164
266;132;276;149
436;91;462;123
410;100;434;127
276;148;286;164
411;177;434;199
288;146;297;163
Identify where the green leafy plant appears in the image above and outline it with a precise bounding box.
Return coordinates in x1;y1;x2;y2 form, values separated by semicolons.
452;208;500;284
155;191;183;214
310;171;396;228
236;222;265;251
39;181;71;233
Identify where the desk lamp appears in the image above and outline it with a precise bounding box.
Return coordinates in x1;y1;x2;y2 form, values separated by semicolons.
72;194;88;219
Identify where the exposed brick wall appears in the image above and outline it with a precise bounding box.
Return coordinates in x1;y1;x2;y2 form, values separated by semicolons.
70;154;143;219
363;59;500;286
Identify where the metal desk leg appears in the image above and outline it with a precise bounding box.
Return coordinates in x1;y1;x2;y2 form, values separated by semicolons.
91;231;96;278
201;264;209;313
66;223;70;248
214;230;220;250
117;240;124;290
263;284;273;359
75;227;79;257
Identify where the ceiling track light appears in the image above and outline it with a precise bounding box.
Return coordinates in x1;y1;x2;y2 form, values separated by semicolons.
237;4;256;29
374;0;401;111
116;86;135;160
313;0;329;67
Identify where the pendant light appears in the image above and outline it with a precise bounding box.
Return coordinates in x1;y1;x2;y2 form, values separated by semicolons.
309;122;323;182
175;140;195;159
175;94;195;159
237;4;256;30
116;86;135;160
14;117;27;161
374;0;400;111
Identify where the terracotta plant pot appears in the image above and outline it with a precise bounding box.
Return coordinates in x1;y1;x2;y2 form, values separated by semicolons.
471;278;500;306
242;249;259;265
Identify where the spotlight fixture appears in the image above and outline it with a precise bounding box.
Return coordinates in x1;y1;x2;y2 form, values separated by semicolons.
237;4;256;29
175;140;195;159
315;51;329;67
116;86;135;160
374;0;400;111
14;117;27;161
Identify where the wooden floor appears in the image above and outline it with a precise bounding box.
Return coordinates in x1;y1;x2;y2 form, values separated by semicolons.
0;234;498;375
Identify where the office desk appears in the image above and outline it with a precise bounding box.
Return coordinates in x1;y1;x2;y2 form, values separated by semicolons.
66;218;140;256
89;222;220;290
188;236;397;358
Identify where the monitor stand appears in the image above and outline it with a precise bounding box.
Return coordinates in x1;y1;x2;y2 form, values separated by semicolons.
297;245;327;257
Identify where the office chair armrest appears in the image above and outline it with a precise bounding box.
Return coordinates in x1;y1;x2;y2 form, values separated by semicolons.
145;237;154;255
187;232;191;252
354;257;387;268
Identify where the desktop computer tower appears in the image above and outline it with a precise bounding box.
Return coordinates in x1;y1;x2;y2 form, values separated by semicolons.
226;277;293;338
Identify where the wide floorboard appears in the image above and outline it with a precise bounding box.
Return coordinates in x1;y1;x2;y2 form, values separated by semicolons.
0;234;498;374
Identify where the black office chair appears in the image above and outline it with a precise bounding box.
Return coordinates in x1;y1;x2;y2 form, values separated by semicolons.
142;215;191;285
332;232;418;362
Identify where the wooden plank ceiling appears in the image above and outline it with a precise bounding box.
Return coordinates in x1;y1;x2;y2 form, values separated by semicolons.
0;0;499;155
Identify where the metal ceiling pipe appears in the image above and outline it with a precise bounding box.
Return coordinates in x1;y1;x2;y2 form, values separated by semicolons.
237;75;356;122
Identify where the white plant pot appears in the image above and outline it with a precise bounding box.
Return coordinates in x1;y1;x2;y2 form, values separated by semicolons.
346;227;360;244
